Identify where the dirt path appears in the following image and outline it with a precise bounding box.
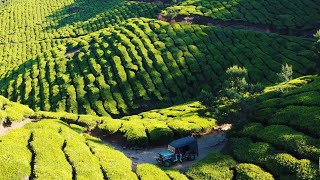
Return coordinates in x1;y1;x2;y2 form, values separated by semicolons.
103;131;228;172
158;15;316;38
0;118;33;136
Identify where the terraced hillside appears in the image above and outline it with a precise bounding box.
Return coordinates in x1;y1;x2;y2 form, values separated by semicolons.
0;0;319;179
163;0;320;34
0;119;189;179
31;101;216;146
185;76;320;179
0;18;317;116
0;95;34;125
0;0;163;74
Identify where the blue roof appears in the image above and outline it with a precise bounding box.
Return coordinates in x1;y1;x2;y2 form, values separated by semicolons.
159;150;174;157
169;137;197;148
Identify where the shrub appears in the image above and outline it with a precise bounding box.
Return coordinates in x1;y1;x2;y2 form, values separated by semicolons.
167;120;202;137
236;163;274;180
144;121;174;144
277;64;293;82
31;129;73;179
60;127;104;180
0;129;32;179
120;121;149;146
256;125;320;161
265;153;319;179
86;135;137;180
136;164;170;180
98;118;122;135
162;168;188;180
77;115;101;130
186;153;236;180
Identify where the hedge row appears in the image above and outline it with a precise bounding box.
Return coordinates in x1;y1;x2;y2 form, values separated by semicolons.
231;137;319;179
86;135;137;180
241;123;320;162
186;152;237;180
0;129;32;179
60;127;104;180
236;163;274;180
136;164;171;180
0;95;34;125
163;0;320;31
30;128;73;179
0;0;163;44
0;18;316;117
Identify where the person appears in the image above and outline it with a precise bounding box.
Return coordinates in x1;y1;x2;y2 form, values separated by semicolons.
175;148;182;162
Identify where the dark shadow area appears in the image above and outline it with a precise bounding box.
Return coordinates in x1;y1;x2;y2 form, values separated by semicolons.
161;0;320;37
45;0;125;29
44;0;164;36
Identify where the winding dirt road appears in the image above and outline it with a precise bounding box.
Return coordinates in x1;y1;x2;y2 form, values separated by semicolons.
103;131;228;172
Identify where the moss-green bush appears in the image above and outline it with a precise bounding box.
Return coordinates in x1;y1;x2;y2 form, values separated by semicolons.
186;153;236;180
236;163;274;180
98;118;122;134
136;164;170;180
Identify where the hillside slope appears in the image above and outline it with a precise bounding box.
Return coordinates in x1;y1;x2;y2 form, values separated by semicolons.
0;18;317;116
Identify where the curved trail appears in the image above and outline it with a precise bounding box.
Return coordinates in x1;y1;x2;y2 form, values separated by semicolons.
0;118;34;136
0;118;230;173
103;131;228;172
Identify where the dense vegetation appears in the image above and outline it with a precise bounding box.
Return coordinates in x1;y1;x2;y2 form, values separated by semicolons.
0;18;317;117
0;119;189;179
163;0;320;33
0;0;319;178
0;95;34;125
187;77;320;179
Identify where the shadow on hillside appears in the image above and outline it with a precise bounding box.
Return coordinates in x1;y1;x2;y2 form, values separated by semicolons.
45;0;123;29
43;0;161;35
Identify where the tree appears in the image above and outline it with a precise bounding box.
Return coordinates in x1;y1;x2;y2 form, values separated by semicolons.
201;65;263;124
277;63;293;82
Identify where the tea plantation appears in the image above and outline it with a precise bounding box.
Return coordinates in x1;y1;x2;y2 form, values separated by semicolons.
0;0;319;179
0;18;317;116
163;0;320;33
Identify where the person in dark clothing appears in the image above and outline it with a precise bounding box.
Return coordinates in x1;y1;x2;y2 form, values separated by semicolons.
175;148;182;162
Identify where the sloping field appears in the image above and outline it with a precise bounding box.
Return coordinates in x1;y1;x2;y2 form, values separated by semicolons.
0;119;189;179
0;18;317;116
185;77;320;179
0;0;319;179
163;0;320;33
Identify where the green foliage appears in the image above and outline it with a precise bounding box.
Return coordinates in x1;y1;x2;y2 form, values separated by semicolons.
256;125;320;162
86;135;137;180
201;65;262;123
0;19;316;117
162;168;189;180
0;95;34;124
136;164;170;180
186;152;236;180
236;163;274;180
60;128;104;180
30;128;73;179
77;115;101;130
98;118;122;134
120;120;149;146
163;0;320;32
0;129;32;179
277;64;293;83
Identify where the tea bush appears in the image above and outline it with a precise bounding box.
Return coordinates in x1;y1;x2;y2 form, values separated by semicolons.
136;164;170;180
236;163;274;180
186;152;237;180
0;19;317;117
